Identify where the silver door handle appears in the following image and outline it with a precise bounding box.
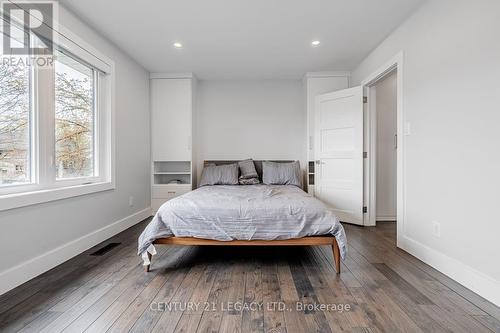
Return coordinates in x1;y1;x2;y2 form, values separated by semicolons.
394;134;398;149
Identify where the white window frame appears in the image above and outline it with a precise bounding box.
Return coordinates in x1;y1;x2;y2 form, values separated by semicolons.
0;17;115;212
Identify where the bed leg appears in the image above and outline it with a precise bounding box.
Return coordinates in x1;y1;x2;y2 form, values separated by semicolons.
332;239;341;274
145;252;152;272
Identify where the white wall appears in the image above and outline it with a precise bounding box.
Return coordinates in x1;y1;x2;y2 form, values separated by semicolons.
196;80;305;179
375;72;397;221
0;6;151;294
352;0;500;305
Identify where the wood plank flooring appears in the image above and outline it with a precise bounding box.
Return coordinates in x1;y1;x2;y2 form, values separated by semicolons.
1;220;499;333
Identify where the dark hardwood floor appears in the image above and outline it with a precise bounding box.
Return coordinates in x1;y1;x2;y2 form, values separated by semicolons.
1;220;499;333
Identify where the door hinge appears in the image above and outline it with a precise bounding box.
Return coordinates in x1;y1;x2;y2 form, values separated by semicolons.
363;96;368;103
363;152;368;158
363;206;367;213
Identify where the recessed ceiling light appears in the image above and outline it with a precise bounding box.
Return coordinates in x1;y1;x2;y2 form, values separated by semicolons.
173;42;183;48
311;40;321;47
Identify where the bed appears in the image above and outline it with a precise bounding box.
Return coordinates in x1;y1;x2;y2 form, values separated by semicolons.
138;160;347;273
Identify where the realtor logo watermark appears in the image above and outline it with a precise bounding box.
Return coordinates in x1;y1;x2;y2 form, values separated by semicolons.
1;0;57;66
150;301;352;314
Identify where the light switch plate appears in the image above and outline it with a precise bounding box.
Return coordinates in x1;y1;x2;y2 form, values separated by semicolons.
404;122;411;135
432;221;441;237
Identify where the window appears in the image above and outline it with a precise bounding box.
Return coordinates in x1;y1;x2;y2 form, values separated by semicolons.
0;20;115;211
0;27;32;186
0;59;31;186
55;50;96;179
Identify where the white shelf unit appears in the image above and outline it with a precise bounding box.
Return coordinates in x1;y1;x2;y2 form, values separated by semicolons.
153;161;192;186
153;161;191;185
151;74;197;213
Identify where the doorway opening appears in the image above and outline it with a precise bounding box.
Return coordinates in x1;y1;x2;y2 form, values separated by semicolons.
362;52;403;246
373;70;397;223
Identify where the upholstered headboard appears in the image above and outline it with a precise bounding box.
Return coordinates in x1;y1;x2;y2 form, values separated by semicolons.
203;160;296;182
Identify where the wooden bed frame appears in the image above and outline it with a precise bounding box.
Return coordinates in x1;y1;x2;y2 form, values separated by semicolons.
145;160;341;274
146;236;341;273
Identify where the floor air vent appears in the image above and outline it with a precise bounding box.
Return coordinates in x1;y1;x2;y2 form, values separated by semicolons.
90;242;121;256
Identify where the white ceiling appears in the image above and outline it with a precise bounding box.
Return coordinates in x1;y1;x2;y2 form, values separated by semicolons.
60;0;424;79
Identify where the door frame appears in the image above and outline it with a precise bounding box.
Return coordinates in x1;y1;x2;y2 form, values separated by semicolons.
361;51;404;246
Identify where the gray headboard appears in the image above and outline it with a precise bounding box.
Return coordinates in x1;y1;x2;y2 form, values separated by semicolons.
203;160;296;181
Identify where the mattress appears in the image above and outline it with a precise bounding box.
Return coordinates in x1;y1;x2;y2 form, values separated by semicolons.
138;185;347;264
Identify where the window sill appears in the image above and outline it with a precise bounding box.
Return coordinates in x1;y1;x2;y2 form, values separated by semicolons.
0;181;115;212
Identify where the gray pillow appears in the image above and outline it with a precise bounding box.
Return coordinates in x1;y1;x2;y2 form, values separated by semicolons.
238;159;258;179
238;159;260;185
262;161;301;187
199;164;239;186
239;177;260;185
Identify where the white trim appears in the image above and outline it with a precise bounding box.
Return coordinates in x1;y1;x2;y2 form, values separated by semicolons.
400;236;500;306
361;53;400;86
56;24;112;73
376;216;397;221
0;181;114;211
361;52;404;239
304;71;351;78
150;72;194;79
365;86;377;226
0;207;151;296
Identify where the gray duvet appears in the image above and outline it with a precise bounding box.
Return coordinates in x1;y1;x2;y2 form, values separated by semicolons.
138;185;347;264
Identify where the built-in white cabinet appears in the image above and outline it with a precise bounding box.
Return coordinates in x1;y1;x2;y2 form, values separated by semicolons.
303;72;350;195
150;74;196;213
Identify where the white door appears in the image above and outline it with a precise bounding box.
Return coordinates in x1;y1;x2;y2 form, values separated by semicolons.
315;86;364;225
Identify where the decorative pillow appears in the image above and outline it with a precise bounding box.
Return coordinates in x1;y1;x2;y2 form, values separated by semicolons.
239;177;260;185
199;163;239;186
262;161;301;187
238;159;260;185
238;159;258;179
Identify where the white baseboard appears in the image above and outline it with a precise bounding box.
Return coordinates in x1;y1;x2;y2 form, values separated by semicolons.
0;207;151;296
376;216;396;221
400;235;500;307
